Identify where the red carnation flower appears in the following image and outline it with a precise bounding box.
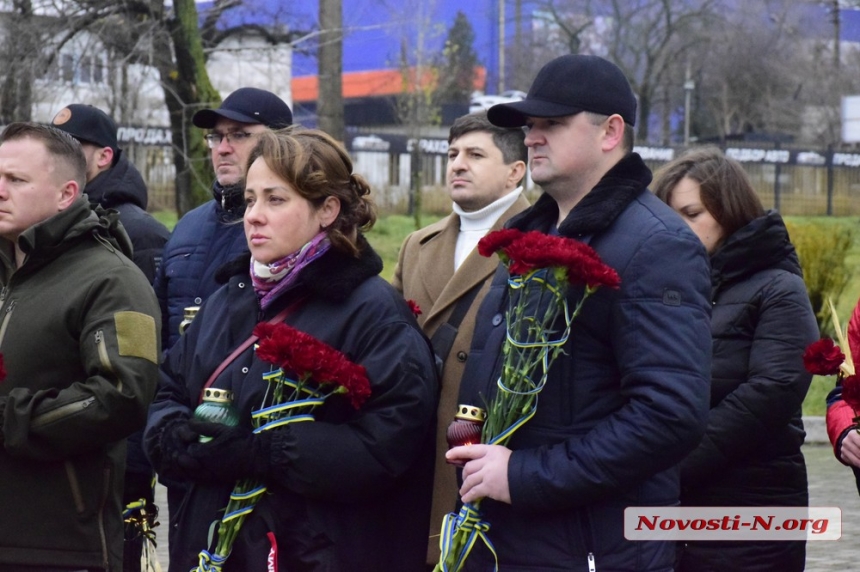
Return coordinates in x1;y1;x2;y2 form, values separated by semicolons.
407;299;422;317
253;323;295;368
802;338;845;376
493;231;621;290
477;228;522;258
253;322;371;409
571;256;621;290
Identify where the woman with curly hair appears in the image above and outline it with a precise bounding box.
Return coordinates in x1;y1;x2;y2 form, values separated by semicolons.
145;128;438;571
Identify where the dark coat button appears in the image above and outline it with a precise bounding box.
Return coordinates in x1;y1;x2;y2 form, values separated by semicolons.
492;313;503;326
457;351;467;362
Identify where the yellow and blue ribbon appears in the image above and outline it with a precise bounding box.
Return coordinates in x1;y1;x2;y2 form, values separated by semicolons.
195;549;228;572
438;502;498;572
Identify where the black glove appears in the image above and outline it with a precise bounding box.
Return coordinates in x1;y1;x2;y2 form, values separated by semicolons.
180;420;274;484
152;417;201;482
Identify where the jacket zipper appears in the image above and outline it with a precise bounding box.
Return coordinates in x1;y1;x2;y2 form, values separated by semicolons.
580;509;597;571
64;460;86;513
98;465;112;569
81;330;116;568
0;298;16;346
32;330;116;427
94;330;121;391
31;396;96;429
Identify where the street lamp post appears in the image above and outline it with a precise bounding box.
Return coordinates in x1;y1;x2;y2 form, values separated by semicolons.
683;67;695;147
498;0;505;93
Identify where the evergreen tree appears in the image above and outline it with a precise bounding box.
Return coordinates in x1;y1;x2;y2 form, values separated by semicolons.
436;11;479;105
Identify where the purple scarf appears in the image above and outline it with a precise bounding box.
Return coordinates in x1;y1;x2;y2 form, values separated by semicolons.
250;231;331;309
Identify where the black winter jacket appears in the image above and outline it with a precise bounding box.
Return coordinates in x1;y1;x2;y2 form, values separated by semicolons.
458;154;713;571
676;211;817;572
85;153;170;283
144;238;438;572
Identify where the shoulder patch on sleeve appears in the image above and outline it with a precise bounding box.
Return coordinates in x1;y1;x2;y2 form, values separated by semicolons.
115;311;158;364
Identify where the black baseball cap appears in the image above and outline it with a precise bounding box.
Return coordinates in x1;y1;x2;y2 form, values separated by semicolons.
488;55;637;127
192;87;293;129
51;104;119;153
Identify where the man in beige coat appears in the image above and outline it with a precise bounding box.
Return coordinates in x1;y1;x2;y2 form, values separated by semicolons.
392;110;528;568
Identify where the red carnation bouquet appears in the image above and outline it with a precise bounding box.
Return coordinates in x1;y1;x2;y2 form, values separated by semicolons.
803;299;860;413
195;324;371;572
435;229;619;572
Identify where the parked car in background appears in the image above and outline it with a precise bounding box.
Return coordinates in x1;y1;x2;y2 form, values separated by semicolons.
469;90;526;113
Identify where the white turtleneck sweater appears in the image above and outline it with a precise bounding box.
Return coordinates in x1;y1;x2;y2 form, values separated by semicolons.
452;187;523;271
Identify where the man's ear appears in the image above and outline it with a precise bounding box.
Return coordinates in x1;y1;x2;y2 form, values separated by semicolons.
58;180;80;210
97;147;114;170
319;196;341;229
601;114;626;152
507;160;527;190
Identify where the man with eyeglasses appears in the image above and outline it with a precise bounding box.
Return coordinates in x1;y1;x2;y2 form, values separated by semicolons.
153;87;292;351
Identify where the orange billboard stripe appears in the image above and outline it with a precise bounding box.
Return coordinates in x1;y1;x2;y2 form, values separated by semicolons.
292;67;486;103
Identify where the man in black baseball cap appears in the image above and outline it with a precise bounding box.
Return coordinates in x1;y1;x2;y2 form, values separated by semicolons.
154;87;293;353
192;87;293;130
51;103;169;281
487;54;637;128
51;104;119;172
192;87;292;191
449;54;712;571
486;54;638;215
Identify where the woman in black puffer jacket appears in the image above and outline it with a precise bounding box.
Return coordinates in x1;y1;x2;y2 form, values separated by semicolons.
653;148;818;572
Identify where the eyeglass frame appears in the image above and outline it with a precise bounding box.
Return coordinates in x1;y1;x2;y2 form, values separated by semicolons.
203;131;258;149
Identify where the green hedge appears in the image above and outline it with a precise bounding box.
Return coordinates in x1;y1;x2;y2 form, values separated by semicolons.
785;219;856;335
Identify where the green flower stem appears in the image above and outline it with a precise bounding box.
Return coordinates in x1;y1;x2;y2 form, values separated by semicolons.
214;478;256;555
483;271;572;444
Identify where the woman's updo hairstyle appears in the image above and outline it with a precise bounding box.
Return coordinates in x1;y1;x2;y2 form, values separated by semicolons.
247;127;377;256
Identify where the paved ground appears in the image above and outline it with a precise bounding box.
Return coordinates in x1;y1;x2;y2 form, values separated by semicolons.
804;442;860;570
151;441;860;570
152;483;169;570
